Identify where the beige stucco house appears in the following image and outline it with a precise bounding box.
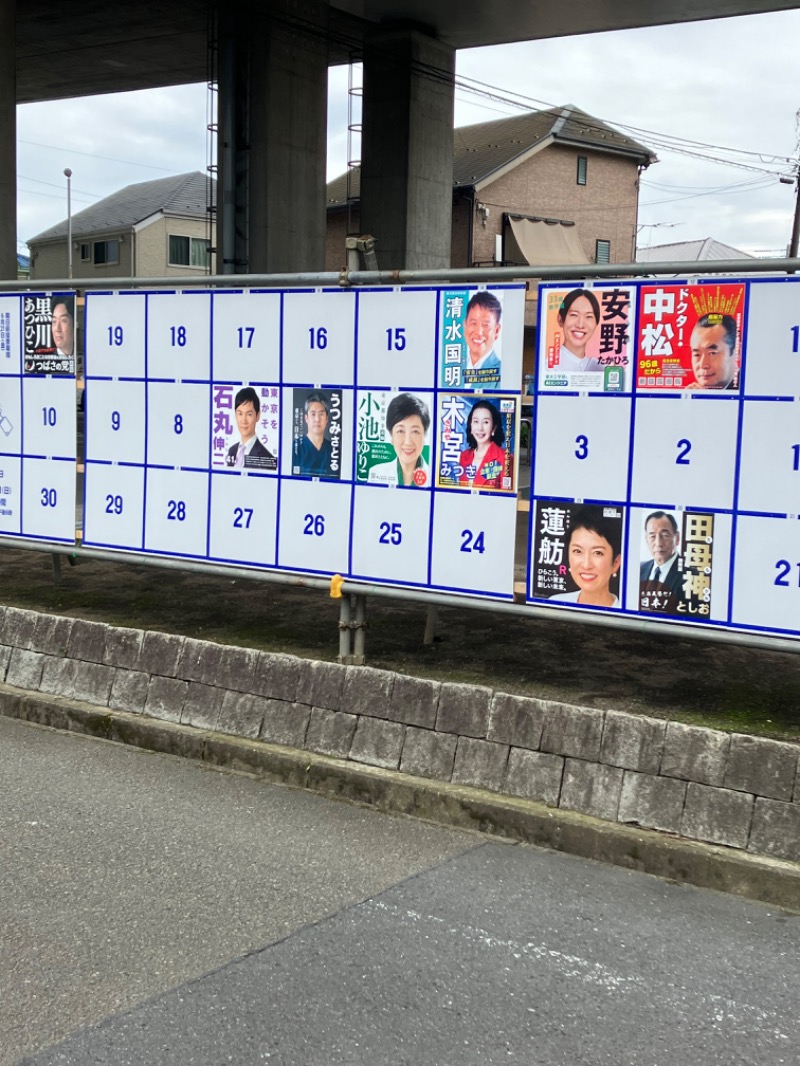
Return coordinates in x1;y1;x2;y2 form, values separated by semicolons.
27;172;215;280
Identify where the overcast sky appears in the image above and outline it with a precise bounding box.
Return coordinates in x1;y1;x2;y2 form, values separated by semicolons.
17;8;800;259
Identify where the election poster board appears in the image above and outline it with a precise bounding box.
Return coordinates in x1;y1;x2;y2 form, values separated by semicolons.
2;274;800;646
528;274;800;644
81;284;525;599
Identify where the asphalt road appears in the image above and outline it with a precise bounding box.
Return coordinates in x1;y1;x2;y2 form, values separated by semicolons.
3;715;800;1066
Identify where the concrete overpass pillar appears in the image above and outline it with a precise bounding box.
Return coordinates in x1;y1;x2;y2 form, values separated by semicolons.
0;0;16;280
217;0;329;274
360;27;455;271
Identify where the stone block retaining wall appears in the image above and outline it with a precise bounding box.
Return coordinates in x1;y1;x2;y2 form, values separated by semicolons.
1;606;799;864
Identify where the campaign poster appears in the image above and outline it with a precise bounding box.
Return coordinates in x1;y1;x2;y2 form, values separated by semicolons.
356;390;432;488
539;285;633;392
438;288;506;391
436;393;518;493
212;383;278;471
638;509;715;618
531;500;624;609
636;283;745;391
291;388;342;480
23;293;76;376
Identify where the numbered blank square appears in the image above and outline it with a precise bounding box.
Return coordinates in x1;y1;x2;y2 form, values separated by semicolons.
212;291;281;382
282;290;355;385
85;381;146;464
356;289;438;387
630;397;738;510
146;292;211;380
738;400;800;514
430;493;517;596
83;464;145;549
146;382;210;468
0;457;21;534
21;377;76;458
21;458;76;541
0;377;21;454
143;468;209;557
208;473;279;566
732;515;800;634
351;485;431;585
277;479;351;574
533;395;631;502
742;281;800;396
84;292;146;378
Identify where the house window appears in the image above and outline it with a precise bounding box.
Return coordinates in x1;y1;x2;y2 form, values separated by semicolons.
80;243;90;261
168;235;210;269
577;155;588;186
595;239;611;264
93;239;119;265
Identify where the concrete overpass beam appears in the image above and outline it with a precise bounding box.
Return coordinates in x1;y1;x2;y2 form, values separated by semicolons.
0;0;16;280
217;0;329;275
360;26;455;270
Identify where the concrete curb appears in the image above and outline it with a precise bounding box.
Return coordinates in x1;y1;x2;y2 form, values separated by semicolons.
2;684;799;914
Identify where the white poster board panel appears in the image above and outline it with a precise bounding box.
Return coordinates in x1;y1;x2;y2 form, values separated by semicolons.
85;380;146;464
356;288;438;388
350;486;431;586
276;479;351;574
211;290;281;383
624;506;732;622
430;492;517;597
82;464;145;550
630;396;738;510
146;292;211;380
0;375;21;455
0;295;21;375
533;395;632;503
143;468;209;557
146;381;210;468
208;472;279;567
742;280;800;397
21;376;76;459
0;456;21;534
282;290;356;386
21;457;75;541
738;399;800;515
84;292;147;379
731;515;800;633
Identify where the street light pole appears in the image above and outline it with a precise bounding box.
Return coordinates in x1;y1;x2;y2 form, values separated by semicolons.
63;168;73;279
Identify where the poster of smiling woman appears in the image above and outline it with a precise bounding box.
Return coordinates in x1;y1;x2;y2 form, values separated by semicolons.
538;284;634;394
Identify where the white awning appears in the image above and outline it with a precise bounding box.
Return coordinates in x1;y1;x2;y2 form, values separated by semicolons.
505;216;590;267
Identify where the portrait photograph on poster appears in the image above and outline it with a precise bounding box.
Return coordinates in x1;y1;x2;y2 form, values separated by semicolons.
439;287;519;392
212;383;278;471
539;284;634;393
291;388;342;479
436;393;518;493
637;508;715;619
23;293;76;376
531;501;624;610
636;282;746;391
356;390;432;488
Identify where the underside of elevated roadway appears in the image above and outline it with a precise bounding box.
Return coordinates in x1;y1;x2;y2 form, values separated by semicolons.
14;0;800;103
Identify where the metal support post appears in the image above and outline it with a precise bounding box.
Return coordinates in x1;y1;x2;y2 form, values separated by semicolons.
423;604;437;645
353;594;367;664
51;554;62;585
338;594;352;662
